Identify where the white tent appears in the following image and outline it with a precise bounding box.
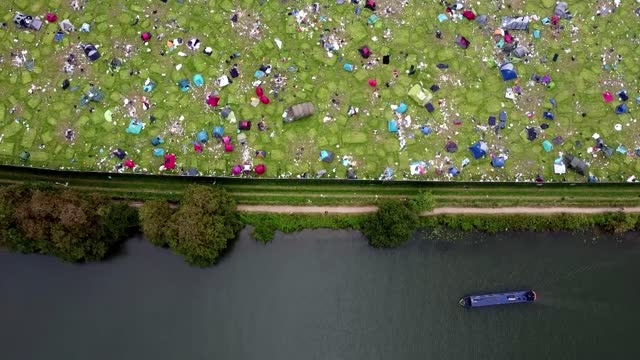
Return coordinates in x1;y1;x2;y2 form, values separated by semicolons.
554;163;566;174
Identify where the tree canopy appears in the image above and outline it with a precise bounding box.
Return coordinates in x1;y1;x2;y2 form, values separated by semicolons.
160;185;242;266
139;200;175;246
0;185;137;262
363;200;419;248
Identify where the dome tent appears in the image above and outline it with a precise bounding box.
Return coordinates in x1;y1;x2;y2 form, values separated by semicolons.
468;141;489;159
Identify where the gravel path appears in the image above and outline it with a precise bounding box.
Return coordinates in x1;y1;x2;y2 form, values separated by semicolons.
237;205;640;215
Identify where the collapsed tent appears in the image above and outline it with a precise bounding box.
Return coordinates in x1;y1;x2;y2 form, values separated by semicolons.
500;16;529;30
283;102;315;123
238;121;251;130
320;150;334;162
563;154;587;176
468;141;489;159
410;161;428;175
500;63;517;81
455;35;470;49
554;2;569;18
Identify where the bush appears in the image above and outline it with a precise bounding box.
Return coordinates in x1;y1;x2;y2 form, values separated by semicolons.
139;200;175;246
363;200;418;248
165;185;242;266
0;185;137;262
409;190;435;213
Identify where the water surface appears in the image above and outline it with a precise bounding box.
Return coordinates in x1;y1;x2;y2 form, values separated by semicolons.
1;229;638;359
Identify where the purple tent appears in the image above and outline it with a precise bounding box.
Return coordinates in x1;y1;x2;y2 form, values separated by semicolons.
232;165;242;176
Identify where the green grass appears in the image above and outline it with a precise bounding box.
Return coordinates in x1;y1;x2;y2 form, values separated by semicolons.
0;1;638;182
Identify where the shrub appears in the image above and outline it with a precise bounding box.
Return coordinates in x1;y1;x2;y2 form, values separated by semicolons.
409;190;435;213
363;200;418;248
165;185;242;266
139;200;175;246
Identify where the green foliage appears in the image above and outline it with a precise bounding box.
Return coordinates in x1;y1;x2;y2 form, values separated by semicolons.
408;190;435;213
165;185;242;267
139;200;175;246
240;213;367;243
0;185;136;262
363;200;419;248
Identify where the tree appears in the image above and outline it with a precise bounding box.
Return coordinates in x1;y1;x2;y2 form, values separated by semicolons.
165;185;242;266
0;185;137;262
363;200;419;248
139;200;174;246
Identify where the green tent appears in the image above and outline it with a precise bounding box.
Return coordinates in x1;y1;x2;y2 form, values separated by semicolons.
19;151;30;161
408;84;432;106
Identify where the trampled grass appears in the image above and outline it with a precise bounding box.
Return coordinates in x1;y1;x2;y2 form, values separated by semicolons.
0;0;638;182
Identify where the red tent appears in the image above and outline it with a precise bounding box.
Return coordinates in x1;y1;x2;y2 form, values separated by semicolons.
207;95;219;107
124;159;135;168
46;13;57;22
224;143;234;152
462;11;476;20
259;95;270;104
164;153;176;169
255;164;266;175
256;86;264;97
193;143;203;153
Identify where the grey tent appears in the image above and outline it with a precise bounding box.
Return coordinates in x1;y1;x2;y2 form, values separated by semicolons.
563;154;587;176
512;45;527;58
283;102;315;123
501;16;529;30
476;15;488;27
554;2;569;18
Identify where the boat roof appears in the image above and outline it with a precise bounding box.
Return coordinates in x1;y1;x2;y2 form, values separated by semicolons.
468;290;532;306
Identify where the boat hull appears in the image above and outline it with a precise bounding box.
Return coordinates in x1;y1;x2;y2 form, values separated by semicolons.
460;290;536;308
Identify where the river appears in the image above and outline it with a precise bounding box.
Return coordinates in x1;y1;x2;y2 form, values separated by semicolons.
0;229;638;359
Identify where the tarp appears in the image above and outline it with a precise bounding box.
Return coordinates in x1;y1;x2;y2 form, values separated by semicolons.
500;63;517;81
153;148;164;156
469;141;488;159
320;150;334;162
501;16;529;30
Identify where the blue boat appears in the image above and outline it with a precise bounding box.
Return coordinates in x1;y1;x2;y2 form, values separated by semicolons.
459;290;536;308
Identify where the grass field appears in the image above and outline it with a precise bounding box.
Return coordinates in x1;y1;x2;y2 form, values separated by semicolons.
0;0;639;181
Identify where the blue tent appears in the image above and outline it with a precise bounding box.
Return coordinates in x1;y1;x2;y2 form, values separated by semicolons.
388;120;398;132
543;111;554;120
212;126;224;139
193;74;204;87
382;167;394;179
143;79;156;92
151;136;164;146
615;103;627;114
126;119;142;134
499;110;507;127
617;144;627;154
448;167;460;176
178;78;190;92
468;141;488;159
197;130;209;143
320;150;334;162
396;103;407;114
491;156;505;168
500;63;518;81
153;148;165;156
543;140;553;152
421;125;431;135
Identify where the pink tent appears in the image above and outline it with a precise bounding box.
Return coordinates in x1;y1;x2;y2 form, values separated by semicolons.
255;164;266;175
207;95;219;106
222;136;231;144
164;153;176;169
141;32;151;42
124;159;135;168
232;165;242;176
368;79;377;87
602;92;614;103
224;143;234;152
259;95;270;104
